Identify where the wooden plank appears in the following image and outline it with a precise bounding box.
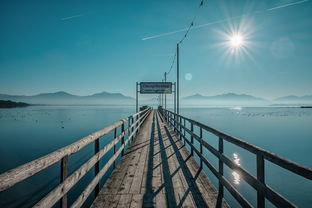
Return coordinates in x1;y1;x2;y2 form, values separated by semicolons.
129;126;150;194
92;111;154;208
116;194;132;208
156;112;196;207
91;194;121;208
158;111;228;208
129;194;143;208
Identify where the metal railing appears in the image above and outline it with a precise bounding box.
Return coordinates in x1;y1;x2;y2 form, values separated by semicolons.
159;107;312;208
0;107;152;208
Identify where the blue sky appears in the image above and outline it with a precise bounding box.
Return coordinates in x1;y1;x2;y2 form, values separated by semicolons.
0;0;311;99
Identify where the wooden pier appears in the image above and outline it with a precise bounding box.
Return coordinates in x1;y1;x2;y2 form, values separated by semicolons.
92;110;226;208
0;107;312;208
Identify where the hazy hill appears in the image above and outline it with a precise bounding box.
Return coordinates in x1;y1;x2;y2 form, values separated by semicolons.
182;93;268;106
275;95;312;103
0;91;134;105
0;100;30;108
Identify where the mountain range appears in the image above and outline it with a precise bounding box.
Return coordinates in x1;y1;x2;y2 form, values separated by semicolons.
275;95;312;102
0;91;311;105
0;91;134;105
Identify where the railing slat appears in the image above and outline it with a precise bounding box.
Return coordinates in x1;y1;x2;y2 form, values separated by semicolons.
70;109;151;208
162;108;308;208
0;108;150;192
33;108;151;208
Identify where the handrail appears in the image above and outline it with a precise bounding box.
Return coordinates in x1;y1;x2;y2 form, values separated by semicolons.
159;107;312;208
0;107;152;208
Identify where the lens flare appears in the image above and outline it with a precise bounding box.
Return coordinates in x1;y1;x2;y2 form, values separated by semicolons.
230;34;244;48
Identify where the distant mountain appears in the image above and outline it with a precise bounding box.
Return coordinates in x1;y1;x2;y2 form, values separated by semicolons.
182;93;268;106
88;92;133;100
275;95;312;102
33;91;77;98
183;93;266;101
0;91;134;105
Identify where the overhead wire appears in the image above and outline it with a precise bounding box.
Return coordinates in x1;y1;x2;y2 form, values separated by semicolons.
164;0;204;77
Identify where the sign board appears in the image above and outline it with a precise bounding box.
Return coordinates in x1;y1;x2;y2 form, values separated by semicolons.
140;82;172;94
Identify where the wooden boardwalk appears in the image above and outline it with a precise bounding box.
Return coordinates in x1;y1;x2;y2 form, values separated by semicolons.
92;110;227;208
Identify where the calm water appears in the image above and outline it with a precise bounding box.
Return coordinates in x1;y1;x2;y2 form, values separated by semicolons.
0;106;311;207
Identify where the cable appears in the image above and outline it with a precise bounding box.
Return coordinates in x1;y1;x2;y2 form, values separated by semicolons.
164;0;204;77
178;0;204;44
166;51;177;76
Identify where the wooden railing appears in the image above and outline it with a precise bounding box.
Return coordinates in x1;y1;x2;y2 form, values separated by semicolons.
159;107;312;208
0;107;152;208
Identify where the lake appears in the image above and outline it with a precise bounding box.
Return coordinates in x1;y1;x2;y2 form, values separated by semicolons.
0;106;311;207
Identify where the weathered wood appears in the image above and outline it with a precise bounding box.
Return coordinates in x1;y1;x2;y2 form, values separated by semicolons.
94;138;100;197
71;110;151;208
92;110;227;208
0;108;150;191
163;108;306;208
60;156;68;208
216;137;224;208
32;109;151;207
164;109;312;180
257;154;265;208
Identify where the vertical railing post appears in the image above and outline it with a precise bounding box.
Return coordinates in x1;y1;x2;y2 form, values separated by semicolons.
121;122;125;156
200;127;203;169
183;119;186;146
179;116;182;140
216;137;224;208
136;115;139;135
190;123;194;156
113;128;117;168
174;114;176;132
94;138;100;197
131;117;134;133
60;155;68;208
257;154;265;208
128;117;131;142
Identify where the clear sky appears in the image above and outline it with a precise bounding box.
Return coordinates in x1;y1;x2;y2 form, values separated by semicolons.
1;0;311;99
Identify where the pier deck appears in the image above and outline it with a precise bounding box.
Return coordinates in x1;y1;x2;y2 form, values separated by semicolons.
92;110;226;208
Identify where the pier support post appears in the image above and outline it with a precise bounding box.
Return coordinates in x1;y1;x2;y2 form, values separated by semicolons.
216;137;224;208
191;123;194;156
113;128;117;169
60;155;68;208
183;119;186;146
121;123;125;156
200;127;203;169
136;82;139;113
94;138;100;197
257;154;265;208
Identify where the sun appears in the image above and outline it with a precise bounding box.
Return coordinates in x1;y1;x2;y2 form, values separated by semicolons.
230;34;244;48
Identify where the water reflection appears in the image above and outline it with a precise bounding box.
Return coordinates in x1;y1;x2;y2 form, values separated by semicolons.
232;153;241;184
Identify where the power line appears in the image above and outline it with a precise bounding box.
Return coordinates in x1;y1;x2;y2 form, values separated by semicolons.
166;51;177;75
178;0;204;44
165;0;204;76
